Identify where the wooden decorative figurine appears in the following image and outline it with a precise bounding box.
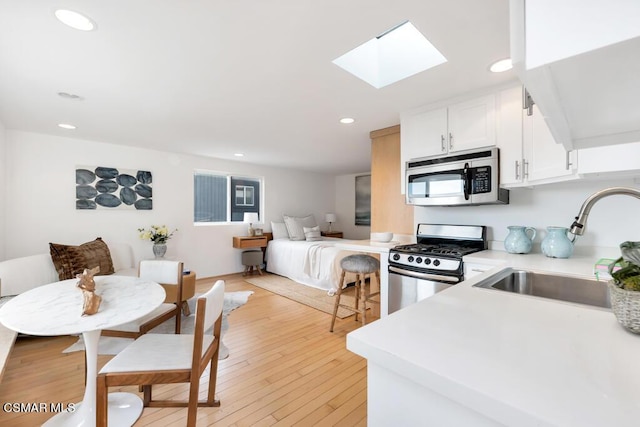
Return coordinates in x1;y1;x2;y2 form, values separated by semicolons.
76;266;102;316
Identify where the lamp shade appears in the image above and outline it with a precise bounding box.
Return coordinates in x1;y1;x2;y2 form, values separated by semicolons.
243;212;259;223
325;213;336;223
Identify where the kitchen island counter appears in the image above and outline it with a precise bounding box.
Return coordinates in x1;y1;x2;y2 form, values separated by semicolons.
347;249;640;426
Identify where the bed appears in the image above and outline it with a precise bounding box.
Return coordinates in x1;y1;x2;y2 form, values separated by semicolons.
265;237;361;294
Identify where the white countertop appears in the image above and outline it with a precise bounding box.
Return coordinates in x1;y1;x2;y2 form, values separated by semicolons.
347;249;640;427
334;239;398;253
464;246;619;278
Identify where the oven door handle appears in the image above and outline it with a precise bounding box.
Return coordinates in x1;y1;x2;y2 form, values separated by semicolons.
389;266;460;283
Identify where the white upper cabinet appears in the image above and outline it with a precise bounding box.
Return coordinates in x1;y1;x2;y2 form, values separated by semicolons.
448;96;496;153
578;142;640;178
510;0;640;151
497;85;577;187
496;86;524;185
400;94;496;193
400;108;448;161
524;104;577;182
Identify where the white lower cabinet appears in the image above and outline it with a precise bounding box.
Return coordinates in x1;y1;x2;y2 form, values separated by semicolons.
463;262;493;280
497;86;578;187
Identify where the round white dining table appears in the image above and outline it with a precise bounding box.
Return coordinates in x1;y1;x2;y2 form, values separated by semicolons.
0;275;165;427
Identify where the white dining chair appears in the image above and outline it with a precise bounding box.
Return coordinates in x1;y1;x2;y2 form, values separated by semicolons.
102;260;184;338
97;279;225;427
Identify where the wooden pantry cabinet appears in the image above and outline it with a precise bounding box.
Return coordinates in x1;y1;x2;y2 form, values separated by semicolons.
370;125;414;236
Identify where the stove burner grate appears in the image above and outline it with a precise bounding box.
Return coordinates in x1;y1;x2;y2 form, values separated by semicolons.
391;244;479;258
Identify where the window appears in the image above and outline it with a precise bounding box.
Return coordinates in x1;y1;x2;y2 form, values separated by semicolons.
235;185;254;206
194;171;262;223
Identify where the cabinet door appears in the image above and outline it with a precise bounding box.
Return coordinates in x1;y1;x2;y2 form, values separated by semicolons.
400;107;447;160
496;86;524;185
400;107;447;193
448;94;496;152
524;105;575;182
463;263;493;280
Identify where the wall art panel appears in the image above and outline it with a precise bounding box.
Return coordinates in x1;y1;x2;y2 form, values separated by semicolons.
355;174;371;226
75;166;153;210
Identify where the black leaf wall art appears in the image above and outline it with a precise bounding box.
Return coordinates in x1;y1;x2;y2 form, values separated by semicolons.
76;166;153;210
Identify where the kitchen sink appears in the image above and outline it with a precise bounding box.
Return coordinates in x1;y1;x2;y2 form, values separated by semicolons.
473;267;611;309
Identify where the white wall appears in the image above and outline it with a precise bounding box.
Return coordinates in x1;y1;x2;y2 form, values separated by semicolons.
3;130;336;277
335;173;371;240
0;120;5;260
414;178;640;252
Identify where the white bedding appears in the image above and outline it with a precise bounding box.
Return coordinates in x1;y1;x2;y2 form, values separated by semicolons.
265;238;360;293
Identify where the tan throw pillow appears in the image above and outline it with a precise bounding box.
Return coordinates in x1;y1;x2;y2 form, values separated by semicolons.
49;237;115;281
303;225;322;241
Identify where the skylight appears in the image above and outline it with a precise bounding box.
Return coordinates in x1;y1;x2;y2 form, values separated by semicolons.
332;21;447;89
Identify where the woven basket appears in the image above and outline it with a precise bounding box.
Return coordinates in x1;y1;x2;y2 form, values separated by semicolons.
608;281;640;334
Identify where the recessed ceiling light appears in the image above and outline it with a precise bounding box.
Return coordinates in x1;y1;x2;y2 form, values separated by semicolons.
489;58;513;73
58;123;77;130
58;92;84;101
340;118;355;124
234;153;244;157
54;9;96;31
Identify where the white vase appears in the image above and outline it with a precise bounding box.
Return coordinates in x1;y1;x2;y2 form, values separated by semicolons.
153;243;167;258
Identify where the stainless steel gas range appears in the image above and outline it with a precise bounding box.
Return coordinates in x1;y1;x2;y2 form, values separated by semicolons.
388;223;487;313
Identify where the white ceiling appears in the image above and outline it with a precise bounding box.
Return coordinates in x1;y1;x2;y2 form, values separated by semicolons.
0;0;517;175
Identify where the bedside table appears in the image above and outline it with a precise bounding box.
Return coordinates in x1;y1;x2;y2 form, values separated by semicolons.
233;236;268;275
233;235;268;249
321;231;343;238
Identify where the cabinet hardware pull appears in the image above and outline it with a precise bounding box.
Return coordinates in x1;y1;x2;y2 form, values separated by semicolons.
523;87;535;116
523;160;529;178
565;151;573;170
441;134;445;152
515;160;520;180
449;132;453;150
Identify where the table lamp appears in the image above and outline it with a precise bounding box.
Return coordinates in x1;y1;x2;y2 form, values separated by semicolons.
243;212;260;236
325;213;336;232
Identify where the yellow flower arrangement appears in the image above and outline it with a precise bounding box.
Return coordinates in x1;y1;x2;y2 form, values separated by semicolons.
137;225;177;244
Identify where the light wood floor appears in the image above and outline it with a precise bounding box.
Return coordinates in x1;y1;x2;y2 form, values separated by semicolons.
0;273;378;426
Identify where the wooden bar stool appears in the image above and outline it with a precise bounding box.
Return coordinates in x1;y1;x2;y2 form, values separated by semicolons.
330;254;380;332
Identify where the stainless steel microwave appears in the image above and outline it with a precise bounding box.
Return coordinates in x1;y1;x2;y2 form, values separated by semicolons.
405;147;509;206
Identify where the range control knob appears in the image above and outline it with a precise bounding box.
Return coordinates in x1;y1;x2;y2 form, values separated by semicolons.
416;257;423;264
424;258;431;265
433;259;441;267
407;256;414;263
392;253;400;261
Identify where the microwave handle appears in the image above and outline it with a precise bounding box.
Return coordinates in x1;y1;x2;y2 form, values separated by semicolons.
463;163;471;200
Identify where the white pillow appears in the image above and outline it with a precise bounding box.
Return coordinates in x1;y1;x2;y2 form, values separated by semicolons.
283;214;317;241
303;225;322;241
271;222;289;240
